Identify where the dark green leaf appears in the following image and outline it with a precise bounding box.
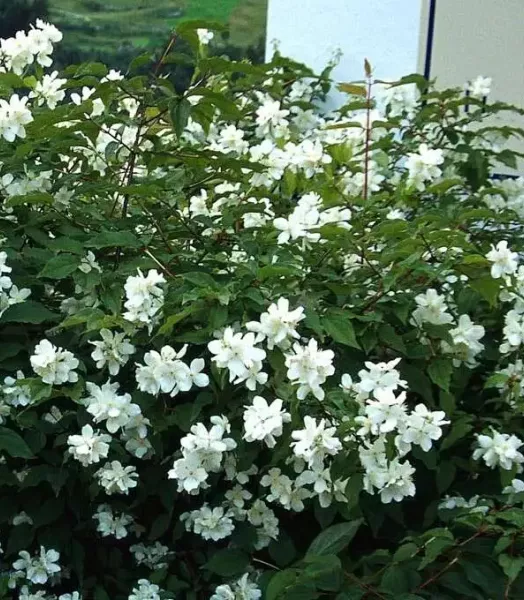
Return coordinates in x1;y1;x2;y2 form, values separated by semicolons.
0;427;33;458
307;520;363;557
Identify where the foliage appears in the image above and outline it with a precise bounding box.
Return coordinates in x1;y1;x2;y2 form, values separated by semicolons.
47;0;266;72
0;0;48;38
0;17;523;600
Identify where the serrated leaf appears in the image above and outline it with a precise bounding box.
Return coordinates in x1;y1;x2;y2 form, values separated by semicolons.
323;314;360;349
428;358;453;391
39;254;79;279
0;301;59;324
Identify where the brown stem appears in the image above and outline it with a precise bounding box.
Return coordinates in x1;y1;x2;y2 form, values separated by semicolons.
344;571;388;600
362;77;373;202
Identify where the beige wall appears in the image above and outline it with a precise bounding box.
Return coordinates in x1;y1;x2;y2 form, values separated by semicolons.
418;0;524;173
419;0;524;105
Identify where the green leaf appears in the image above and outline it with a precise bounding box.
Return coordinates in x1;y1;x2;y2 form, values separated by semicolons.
86;230;141;249
381;565;411;593
7;192;55;207
379;323;406;353
149;512;172;540
307;520;363;557
499;554;524;583
182;272;218;289
338;83;367;97
441;417;473;450
496;509;524;528
266;570;299;600
323;315;360;349
428;358;453;391
0;301;59;324
204;548;249;577
158;307;194;336
0;427;34;458
470;276;500;307
436;461;456;493
394;542;418;562
269;531;297;567
94;586;111;600
171;98;191;138
39;254;79;279
304;555;342;592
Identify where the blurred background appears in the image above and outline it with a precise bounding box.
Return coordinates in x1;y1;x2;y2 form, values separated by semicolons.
0;0;268;69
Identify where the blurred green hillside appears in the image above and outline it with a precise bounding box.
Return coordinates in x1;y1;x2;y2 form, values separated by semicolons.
49;0;267;67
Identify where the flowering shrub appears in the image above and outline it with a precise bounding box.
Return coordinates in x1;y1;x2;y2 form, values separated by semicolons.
0;19;524;600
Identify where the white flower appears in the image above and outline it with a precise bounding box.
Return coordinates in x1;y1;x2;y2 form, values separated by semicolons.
411;288;454;326
12;512;33;526
291;416;342;469
246;298;305;349
377;82;419;118
78;251;102;274
130;542;170;570
85;381;141;433
168;416;236;494
29;71;66;109
243;396;291;447
486;241;518;279
2;370;31;406
360;390;408;435
123;268;165;329
136;345;206;397
67;424;111;466
30;339;79;385
473;429;524;471
225;484;253;510
285;338;335;400
405;143;444;191
197;29;214;45
211;574;261;600
128;579;161;600
467;75;492;99
398;404;449;452
444;314;485;366
90;329;135;375
96;460;138;494
19;586;47;600
58;592;81;600
208;327;266;382
501;310;524;353
255;97;290;139
93;504;133;539
13;547;60;585
354;358;406;400
0;94;33;142
168;453;208;494
503;478;524;495
183;504;234;541
379;459;416;504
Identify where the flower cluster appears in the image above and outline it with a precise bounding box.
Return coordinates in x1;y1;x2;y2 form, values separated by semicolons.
0;251;30;318
135;345;209;397
123;269;165;329
30;340;79;385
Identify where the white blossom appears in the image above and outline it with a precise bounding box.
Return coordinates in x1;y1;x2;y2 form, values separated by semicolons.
243;396;291;447
96;460;139;495
30;339;79;385
67;424;111;466
90;329;135;375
